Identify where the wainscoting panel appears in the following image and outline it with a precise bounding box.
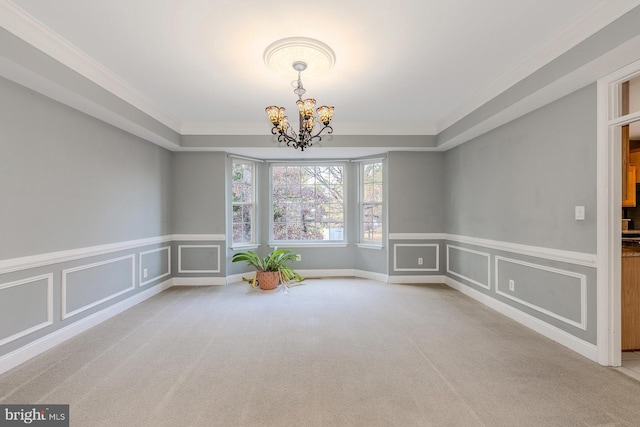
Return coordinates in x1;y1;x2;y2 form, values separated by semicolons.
139;246;171;287
0;274;53;347
62;255;136;319
495;256;587;330
0;234;225;374
177;245;221;273
446;245;490;290
393;243;439;272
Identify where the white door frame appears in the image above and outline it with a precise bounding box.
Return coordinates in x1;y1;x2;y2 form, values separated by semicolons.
597;58;640;366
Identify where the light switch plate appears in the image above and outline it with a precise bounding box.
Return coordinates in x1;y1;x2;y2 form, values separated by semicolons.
575;206;585;221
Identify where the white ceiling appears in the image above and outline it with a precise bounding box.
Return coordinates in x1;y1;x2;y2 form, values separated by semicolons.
3;0;640;156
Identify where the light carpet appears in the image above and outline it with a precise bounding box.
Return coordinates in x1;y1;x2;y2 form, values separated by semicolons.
1;279;640;426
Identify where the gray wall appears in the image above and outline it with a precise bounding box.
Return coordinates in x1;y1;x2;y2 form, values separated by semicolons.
444;84;597;253
171;152;227;235
171;152;227;278
387;151;445;233
0;77;172;260
442;85;598;344
0;76;174;359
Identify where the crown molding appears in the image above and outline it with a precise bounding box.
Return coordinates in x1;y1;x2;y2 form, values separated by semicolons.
437;0;640;133
337;122;438;136
0;0;181;132
181;121;438;136
181;122;269;135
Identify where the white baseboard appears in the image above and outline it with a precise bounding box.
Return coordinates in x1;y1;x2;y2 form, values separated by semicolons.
226;273;253;284
171;277;227;286
444;276;598;362
0;279;172;375
354;269;388;283
296;269;356;278
388;275;446;284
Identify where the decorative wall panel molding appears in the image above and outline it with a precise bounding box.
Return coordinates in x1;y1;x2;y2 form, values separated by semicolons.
495;256;587;330
446;244;491;290
0;274;53;347
393;243;439;272
139;246;171;287
177;245;221;273
62;255;136;319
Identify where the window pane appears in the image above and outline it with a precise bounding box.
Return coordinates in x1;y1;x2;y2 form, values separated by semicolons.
329;185;343;203
232;184;242;202
271;164;345;242
301;168;315;185
299;185;314;203
285;203;301;222
360;161;383;243
287;223;302;240
232;161;255;245
363;223;382;242
274;223;287;240
618;74;640;118
364;183;374;202
232;224;243;243
242;204;252;223
327;223;344;241
372;183;382;202
232;204;241;223
273;203;286;223
242;223;252;243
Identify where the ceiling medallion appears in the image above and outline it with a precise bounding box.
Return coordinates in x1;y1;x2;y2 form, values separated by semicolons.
264;37;336;151
263;37;336;76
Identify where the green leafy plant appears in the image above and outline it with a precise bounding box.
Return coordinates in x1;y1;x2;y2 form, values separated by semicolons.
231;247;303;287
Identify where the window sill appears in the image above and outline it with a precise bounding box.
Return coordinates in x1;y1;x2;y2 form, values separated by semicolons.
230;244;260;251
268;242;348;248
356;243;384;250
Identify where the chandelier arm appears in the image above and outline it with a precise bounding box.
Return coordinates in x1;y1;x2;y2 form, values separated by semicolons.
310;125;333;140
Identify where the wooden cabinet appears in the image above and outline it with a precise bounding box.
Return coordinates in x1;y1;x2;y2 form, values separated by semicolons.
622;255;640;350
623;164;636;207
630;152;640;183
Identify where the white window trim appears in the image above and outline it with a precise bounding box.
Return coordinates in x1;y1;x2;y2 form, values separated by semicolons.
269;162;348;244
268;243;349;248
355;243;384;250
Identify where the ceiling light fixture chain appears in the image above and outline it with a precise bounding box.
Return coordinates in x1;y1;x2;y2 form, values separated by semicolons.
265;59;334;151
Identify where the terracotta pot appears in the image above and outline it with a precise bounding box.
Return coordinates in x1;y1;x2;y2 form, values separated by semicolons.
256;271;280;290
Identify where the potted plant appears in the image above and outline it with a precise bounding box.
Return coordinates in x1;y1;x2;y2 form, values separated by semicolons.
231;247;303;290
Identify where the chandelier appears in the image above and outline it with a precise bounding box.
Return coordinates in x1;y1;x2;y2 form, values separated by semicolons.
264;37;336;151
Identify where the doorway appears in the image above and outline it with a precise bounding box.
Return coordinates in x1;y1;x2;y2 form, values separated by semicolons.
597;59;640;367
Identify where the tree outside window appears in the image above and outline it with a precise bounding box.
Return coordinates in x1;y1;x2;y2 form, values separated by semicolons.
271;164;345;242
